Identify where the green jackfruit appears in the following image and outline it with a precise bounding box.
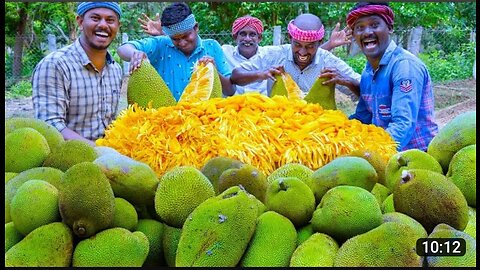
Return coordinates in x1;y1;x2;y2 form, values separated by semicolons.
200;156;244;193
311;156;378;203
43;139;97;172
5;127;50;173
112;197;138;231
240;211;297;267
5;167;63;223
311;185;383;242
370;183;391;206
94;145;121;157
5;172;18;184
94;153;159;206
393;169;469;232
127;60;176;108
163;224;182;267
463;207;476;239
5;222;23;253
348;149;387;186
5;117;64;150
155;166;215;228
265;176;316;227
5;222;73;267
136;219;166;266
217;163;268;202
296;224;314;246
381;194;395;213
385;149;443;191
426;223;476;267
382;212;427;239
267;162;315;191
304;77;336;110
10;180;60;235
334;222;423;267
446;144;476;207
290;232;339;267
72;228;149;267
59;162;115;238
175;186;258;267
427;110;476;173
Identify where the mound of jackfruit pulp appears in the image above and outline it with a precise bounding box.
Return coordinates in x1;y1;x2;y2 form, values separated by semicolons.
127;61;176;108
179;61;222;103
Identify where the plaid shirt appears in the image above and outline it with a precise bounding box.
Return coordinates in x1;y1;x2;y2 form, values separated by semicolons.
349;41;438;151
32;39;123;141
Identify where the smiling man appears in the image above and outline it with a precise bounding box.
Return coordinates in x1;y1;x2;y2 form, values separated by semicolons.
230;13;360;98
32;2;123;146
117;2;234;100
346;2;438;151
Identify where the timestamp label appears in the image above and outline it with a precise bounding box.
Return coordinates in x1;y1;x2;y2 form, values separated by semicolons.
416;238;466;256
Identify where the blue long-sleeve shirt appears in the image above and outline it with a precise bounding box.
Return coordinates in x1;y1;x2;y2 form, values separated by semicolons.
126;35;231;101
349;41;438;151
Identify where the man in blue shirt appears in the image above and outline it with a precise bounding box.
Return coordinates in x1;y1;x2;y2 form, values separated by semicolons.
341;2;438;151
117;2;234;100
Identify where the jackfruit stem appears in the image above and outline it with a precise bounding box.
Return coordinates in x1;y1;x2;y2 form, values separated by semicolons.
397;155;408;167
278;179;288;191
76;226;86;236
400;170;412;184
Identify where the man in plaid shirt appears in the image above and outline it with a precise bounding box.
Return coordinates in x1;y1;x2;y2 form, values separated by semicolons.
32;2;123;146
345;2;438;151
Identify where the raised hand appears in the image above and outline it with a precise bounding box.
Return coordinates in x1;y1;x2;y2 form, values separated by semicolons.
138;13;163;36
329;22;352;47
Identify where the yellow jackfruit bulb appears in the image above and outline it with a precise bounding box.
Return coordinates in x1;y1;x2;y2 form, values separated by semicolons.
270;72;303;99
127;60;176;108
304;77;336;110
179;62;222;103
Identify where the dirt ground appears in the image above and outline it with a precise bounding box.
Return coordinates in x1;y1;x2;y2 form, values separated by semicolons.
4;78;476;129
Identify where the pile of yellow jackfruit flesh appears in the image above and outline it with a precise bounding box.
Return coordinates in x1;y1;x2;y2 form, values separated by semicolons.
97;93;397;177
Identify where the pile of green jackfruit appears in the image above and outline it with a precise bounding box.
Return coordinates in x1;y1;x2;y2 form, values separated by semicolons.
4;111;476;267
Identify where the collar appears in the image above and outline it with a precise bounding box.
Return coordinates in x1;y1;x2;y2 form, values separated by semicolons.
73;38;116;67
233;45;260;60
365;40;397;72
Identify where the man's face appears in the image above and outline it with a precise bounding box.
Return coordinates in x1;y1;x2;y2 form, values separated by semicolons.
77;8;120;50
352;14;392;60
170;24;199;56
290;39;320;70
234;26;261;58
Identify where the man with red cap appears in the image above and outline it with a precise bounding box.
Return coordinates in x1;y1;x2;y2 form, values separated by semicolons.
230;13;361;99
345;2;438;151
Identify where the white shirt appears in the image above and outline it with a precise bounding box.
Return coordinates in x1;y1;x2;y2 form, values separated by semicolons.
238;44;361;98
222;44;269;96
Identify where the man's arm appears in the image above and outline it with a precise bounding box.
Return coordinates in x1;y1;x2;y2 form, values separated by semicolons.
230;66;282;86
61;128;96;147
117;43;148;73
320;22;352;52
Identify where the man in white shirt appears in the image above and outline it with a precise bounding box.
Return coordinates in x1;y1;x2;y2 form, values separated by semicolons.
230;13;361;98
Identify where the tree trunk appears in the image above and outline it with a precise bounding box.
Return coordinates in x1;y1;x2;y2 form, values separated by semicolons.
407;26;423;56
12;3;28;83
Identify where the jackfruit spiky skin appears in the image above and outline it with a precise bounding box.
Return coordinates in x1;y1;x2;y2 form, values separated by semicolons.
334;222;423;267
212;65;222;98
72;228;149;267
427;110;476;173
154;166;215;228
94;146;121;157
265;177;316;227
311;156;378;204
370;183;391;206
59;162;115;238
175;186;258;267
5;127;50;173
270;74;289;97
136;219;166;266
267;163;315;192
200;156;244;193
94;153;159;206
290;232;339;267
446;144;476;207
127;60;176;108
163;224;182;267
112;197;138;231
463;207;476;239
5;172;17;184
240;211;297;267
311;185;383;242
5;117;64;151
381;194;395;213
5;222;23;253
296;224;314;246
348;149;387;186
385;149;443;191
10;180;60;235
426;223;476;267
304;77;336;110
5;167;63;223
393;169;469;232
43;140;98;172
5;222;74;267
382;212;428;239
217;163;268;202
270;73;302;99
